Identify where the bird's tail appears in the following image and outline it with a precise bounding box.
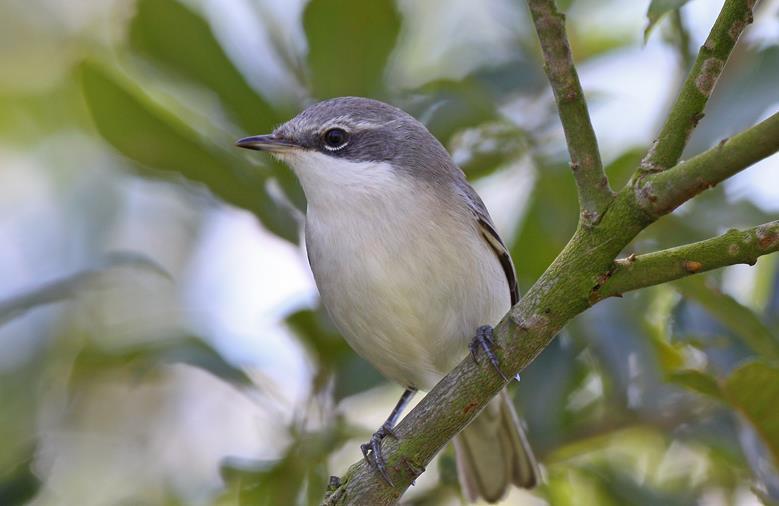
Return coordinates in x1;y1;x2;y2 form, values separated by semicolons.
453;389;539;503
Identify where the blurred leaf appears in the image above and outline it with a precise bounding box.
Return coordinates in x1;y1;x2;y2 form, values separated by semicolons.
219;419;352;506
675;277;779;359
286;308;385;400
667;369;724;400
333;355;385;401
724;361;779;466
466;56;547;100
644;0;690;41
581;464;695;506
406;78;498;144
754;254;779;315
131;0;306;212
511;159;578;287
570;28;635;63
0;251;168;327
0;81;88;145
303;0;400;98
79;61;297;241
604;147;645;190
70;336;254;387
450;121;528;179
518;336;593;453
129;0;279;133
0;453;40;506
688;46;779;156
287;308;347;368
643;285;683;371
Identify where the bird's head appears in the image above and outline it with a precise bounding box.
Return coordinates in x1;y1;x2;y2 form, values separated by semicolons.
235;97;455;197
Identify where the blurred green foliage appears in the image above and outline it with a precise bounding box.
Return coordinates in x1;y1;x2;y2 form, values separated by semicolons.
1;0;778;504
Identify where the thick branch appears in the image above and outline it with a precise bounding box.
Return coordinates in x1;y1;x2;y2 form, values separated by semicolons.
640;0;756;173
527;0;614;225
328;119;779;505
635;111;779;217
591;220;779;302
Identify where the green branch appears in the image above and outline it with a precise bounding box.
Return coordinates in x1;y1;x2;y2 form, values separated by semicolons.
328;134;779;504
639;0;756;173
527;0;614;225
635;111;779;217
592;220;779;302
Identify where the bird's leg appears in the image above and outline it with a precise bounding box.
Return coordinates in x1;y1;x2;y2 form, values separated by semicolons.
469;324;509;381
361;386;417;485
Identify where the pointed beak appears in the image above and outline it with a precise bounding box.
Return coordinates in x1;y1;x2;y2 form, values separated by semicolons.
234;134;300;153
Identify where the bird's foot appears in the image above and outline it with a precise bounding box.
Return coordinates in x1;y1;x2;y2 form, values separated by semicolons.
469;324;509;381
360;422;397;485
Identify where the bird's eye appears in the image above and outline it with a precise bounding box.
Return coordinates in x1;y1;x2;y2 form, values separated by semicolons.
322;128;349;151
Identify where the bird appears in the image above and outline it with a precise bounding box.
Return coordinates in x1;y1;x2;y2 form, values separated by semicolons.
235;96;539;503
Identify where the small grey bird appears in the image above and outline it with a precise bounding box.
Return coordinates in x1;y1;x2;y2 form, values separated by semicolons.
236;97;538;502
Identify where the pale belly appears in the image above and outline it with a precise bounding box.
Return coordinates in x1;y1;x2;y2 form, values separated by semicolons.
304;201;510;390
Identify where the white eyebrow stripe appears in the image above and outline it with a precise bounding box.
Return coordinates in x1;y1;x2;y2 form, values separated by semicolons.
318;116;395;132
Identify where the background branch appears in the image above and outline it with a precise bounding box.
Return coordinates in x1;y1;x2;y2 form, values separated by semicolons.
592;220;779;302
527;0;614;225
639;0;756;173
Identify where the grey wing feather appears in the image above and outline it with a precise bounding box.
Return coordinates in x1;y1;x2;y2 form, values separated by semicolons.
457;180;519;306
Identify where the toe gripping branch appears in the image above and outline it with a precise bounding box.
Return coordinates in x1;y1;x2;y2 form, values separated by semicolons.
469;324;509;382
360;387;417;486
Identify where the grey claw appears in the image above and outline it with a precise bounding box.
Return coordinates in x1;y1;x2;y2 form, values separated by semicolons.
469;325;509;381
361;424;395;486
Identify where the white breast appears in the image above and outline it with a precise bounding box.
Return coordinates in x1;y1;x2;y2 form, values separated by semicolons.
280;151;510;389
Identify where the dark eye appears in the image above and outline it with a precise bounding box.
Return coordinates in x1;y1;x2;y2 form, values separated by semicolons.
322;128;349;151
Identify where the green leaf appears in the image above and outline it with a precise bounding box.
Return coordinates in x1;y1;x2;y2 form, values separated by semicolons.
450;121;528;180
0;452;40;506
286;309;385;399
218;419;352;506
644;0;691;41
129;0;279;133
79;61;297;241
408;78;498;145
667;369;724;400
675;277;779;359
130;0;307;212
604;147;645;190
511;159;579;288
0;252;168;327
70;336;254;387
723;361;779;466
303;0;400;98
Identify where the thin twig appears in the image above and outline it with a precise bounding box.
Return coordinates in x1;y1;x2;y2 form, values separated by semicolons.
639;0;757;174
527;0;614;225
635;111;779;217
592;220;779;302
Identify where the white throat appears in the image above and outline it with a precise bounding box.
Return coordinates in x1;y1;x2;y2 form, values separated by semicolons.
275;150;403;211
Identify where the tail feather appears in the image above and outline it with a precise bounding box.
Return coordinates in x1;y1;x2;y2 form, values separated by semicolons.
453;389;539;503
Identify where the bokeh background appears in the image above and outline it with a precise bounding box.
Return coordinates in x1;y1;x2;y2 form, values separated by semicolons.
2;0;779;504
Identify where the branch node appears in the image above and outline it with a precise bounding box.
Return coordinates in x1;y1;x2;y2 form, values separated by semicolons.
757;223;779;250
695;58;724;97
683;260;703;273
402;457;425;479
